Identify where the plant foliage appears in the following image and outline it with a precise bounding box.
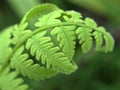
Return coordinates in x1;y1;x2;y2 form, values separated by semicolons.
0;3;114;90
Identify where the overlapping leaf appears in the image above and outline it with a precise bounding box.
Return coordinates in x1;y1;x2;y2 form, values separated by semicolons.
25;30;77;74
10;46;57;80
51;26;76;60
35;10;63;27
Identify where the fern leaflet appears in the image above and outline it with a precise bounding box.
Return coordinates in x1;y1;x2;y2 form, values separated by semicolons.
76;27;93;53
10;45;57;80
0;66;29;90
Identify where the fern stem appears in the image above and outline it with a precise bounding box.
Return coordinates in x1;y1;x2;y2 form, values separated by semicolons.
0;22;109;73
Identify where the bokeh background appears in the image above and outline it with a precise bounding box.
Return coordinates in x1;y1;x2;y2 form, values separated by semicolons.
0;0;120;90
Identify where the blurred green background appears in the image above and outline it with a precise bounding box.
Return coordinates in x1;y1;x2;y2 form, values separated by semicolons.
0;0;120;90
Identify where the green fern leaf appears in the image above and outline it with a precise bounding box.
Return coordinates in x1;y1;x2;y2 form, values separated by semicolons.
21;3;60;29
35;10;63;27
10;46;57;80
63;11;83;23
51;26;76;60
84;17;97;28
11;23;31;45
76;27;93;53
0;4;114;90
76;17;114;53
93;30;103;51
97;27;114;52
25;30;77;74
0;67;29;90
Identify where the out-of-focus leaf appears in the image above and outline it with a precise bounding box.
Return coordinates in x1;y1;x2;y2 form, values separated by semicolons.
67;0;120;22
7;0;41;18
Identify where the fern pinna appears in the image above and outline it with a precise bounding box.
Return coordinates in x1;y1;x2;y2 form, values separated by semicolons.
0;4;114;90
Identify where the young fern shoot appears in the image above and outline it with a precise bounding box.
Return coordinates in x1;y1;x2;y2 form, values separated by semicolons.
0;4;114;90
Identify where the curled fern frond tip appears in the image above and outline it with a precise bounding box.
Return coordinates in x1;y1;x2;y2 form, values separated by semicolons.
0;3;114;90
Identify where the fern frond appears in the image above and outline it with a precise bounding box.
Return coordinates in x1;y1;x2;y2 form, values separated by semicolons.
63;11;83;23
76;17;114;53
11;23;31;45
10;46;57;80
84;17;97;28
51;26;76;60
0;3;114;90
35;10;63;27
95;27;114;52
76;27;93;53
0;66;29;90
93;30;103;51
25;30;77;74
75;17;94;53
